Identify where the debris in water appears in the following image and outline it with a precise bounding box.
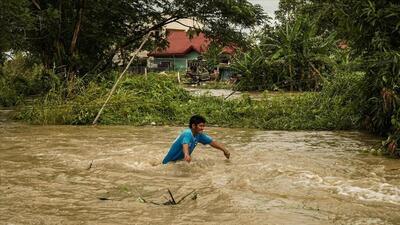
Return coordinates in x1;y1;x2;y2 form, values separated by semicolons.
136;189;197;206
137;196;146;203
167;189;176;204
191;192;198;200
87;160;94;170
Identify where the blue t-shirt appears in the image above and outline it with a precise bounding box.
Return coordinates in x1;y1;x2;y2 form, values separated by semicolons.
162;128;213;164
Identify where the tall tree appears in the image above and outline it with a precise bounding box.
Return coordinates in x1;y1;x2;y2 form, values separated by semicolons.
312;0;400;154
1;0;265;78
274;0;308;24
0;0;32;64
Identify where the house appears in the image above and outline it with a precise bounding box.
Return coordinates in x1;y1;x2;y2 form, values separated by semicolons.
114;19;220;73
148;22;235;72
148;29;211;71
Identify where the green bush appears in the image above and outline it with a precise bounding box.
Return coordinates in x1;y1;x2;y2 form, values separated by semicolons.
16;71;364;132
315;71;365;129
0;53;59;106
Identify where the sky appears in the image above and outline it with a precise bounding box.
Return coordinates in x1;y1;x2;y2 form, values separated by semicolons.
248;0;280;18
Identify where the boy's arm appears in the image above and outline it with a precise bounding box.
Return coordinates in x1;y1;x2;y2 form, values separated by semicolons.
209;141;230;159
182;144;191;163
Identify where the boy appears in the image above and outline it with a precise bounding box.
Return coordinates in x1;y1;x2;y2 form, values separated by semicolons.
162;115;230;164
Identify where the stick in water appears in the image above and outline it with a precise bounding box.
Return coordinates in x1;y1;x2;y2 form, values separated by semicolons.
92;32;152;125
167;189;176;205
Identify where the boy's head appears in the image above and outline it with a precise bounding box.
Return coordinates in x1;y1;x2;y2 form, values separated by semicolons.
189;115;206;133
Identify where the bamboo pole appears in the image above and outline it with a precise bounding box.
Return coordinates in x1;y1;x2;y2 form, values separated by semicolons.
92;32;151;125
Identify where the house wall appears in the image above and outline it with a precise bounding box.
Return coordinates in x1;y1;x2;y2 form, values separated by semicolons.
165;18;203;31
154;51;200;71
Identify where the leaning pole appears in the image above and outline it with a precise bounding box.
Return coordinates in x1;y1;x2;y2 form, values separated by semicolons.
92;32;151;125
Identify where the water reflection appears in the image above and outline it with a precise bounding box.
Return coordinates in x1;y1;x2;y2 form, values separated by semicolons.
0;124;399;225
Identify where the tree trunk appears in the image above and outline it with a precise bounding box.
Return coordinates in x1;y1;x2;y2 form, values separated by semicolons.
32;0;41;10
289;64;293;91
58;0;63;42
88;16;180;75
70;0;84;55
300;68;304;91
66;0;85;81
309;62;322;91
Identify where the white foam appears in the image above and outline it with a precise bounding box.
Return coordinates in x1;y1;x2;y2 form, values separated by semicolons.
345;217;389;225
294;171;400;205
336;182;400;205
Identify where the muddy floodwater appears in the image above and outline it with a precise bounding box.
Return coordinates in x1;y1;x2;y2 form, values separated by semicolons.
1;123;400;225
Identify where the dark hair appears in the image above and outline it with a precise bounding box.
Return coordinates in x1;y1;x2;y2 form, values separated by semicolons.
189;115;206;128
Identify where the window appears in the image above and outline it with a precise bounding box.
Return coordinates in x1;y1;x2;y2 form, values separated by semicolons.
159;61;171;68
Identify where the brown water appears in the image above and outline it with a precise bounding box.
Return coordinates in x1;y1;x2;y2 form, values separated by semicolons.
1;123;400;225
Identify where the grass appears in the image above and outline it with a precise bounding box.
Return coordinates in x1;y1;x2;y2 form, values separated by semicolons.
15;73;362;131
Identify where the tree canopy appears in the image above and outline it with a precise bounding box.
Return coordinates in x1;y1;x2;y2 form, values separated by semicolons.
1;0;266;77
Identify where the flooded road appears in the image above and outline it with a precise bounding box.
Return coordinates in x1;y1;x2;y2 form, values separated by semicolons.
1;124;400;225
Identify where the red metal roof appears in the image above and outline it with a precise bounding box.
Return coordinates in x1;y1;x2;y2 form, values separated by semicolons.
148;30;235;57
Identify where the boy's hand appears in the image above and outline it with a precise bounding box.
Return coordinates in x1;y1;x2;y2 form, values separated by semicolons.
209;141;230;160
184;153;191;163
223;150;230;159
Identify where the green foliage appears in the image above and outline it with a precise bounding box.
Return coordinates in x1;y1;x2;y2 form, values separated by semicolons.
0;53;59;106
1;0;266;80
17;73;189;125
0;0;32;53
266;15;336;91
363;51;400;135
231;46;273;91
0;78;22;107
331;48;363;72
314;0;400;155
275;0;308;25
17;73;362;131
202;43;224;71
316;71;365;129
232;15;336;92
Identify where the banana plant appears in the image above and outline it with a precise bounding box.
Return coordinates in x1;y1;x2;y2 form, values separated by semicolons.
231;45;273;91
261;14;336;91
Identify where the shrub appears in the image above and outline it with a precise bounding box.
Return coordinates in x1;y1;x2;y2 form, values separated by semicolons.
0;53;59;106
